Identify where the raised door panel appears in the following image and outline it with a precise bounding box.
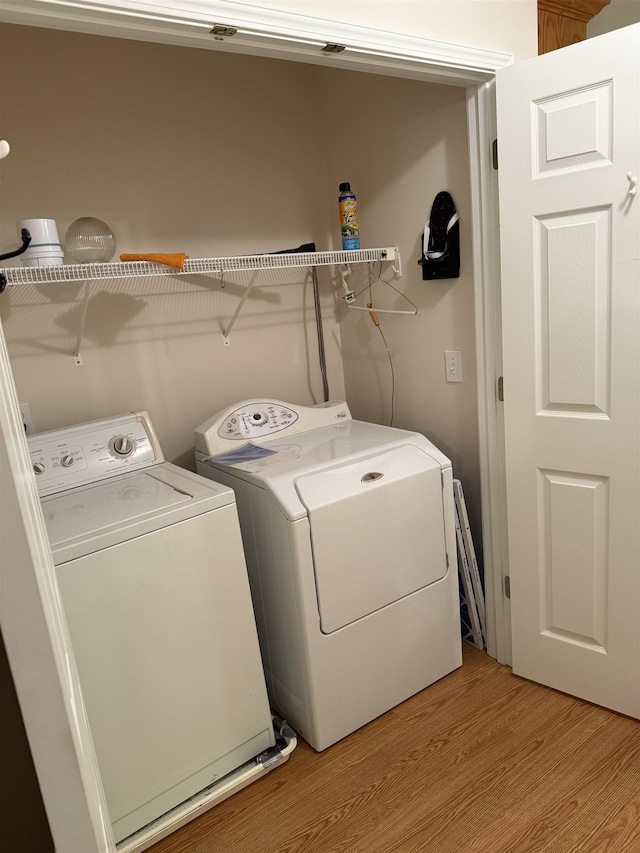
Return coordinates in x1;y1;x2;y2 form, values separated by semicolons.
497;24;640;716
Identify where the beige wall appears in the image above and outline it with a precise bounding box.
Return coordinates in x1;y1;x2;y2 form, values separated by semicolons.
250;0;538;60
0;22;482;537
588;0;640;36
0;25;345;470
316;68;480;529
0;3;539;521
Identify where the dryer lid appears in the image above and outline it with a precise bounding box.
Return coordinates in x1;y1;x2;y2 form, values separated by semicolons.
295;444;449;633
198;419;452;521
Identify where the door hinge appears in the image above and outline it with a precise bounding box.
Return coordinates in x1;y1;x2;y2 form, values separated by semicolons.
504;575;511;599
498;376;504;402
492;139;498;170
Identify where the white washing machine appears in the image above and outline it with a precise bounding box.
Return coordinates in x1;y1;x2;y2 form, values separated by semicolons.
28;412;276;845
194;399;462;752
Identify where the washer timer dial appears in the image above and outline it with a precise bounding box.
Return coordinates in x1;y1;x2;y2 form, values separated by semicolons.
110;435;136;458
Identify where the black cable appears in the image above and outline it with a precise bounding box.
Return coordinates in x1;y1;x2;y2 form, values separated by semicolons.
312;266;329;402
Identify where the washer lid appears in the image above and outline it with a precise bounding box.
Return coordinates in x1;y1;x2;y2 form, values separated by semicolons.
42;462;237;563
42;471;191;550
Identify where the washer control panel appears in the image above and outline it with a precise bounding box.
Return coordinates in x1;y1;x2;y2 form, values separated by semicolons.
195;399;352;456
28;411;163;496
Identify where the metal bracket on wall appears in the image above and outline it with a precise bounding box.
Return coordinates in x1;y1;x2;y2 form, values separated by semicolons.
73;281;93;365
222;269;260;346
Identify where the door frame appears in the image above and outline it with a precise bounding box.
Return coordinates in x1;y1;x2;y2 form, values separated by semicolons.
466;80;512;665
0;315;114;849
0;3;512;849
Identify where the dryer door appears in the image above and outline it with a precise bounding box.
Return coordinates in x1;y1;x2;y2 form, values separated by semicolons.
295;445;448;633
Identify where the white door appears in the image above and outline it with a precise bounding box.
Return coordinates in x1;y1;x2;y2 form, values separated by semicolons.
497;24;640;716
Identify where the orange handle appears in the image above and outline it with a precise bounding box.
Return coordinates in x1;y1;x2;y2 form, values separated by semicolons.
120;252;188;270
367;302;380;327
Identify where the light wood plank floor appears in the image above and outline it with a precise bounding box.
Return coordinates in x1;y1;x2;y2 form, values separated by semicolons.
148;645;640;853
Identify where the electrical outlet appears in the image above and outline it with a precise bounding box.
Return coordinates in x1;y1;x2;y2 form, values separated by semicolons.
20;402;34;435
445;350;463;383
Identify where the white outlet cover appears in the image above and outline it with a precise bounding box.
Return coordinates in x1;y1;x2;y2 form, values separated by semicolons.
445;350;463;383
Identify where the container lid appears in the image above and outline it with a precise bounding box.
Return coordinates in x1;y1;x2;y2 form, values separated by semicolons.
339;182;351;193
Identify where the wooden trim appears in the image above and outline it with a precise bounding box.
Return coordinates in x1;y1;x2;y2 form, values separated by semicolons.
539;0;611;24
538;0;611;53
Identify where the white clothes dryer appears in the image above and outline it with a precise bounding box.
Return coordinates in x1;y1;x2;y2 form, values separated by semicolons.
195;400;462;752
29;412;276;844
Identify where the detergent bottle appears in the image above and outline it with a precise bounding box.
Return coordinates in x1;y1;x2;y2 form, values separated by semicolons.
338;182;360;250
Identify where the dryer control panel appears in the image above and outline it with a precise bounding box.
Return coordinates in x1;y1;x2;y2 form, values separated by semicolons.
28;411;163;496
195;399;352;456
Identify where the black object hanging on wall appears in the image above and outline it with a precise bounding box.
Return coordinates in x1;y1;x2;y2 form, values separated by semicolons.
0;228;31;294
418;191;459;280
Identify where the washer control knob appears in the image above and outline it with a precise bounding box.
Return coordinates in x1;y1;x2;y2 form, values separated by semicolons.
33;461;45;475
61;454;75;468
111;435;135;458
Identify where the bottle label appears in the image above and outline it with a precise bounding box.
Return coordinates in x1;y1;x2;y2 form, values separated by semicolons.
339;196;359;250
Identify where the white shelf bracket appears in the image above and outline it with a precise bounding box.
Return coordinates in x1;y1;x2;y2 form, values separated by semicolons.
73;281;93;365
222;269;261;345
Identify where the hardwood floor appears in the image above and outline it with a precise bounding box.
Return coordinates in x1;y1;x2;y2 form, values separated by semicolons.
148;645;640;853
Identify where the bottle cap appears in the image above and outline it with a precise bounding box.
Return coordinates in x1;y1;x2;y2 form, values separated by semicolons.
339;182;351;193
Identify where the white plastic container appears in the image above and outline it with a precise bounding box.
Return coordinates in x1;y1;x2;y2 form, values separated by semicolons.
18;218;64;266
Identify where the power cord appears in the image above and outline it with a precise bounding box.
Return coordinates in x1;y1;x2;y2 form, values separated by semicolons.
364;261;402;427
366;302;396;427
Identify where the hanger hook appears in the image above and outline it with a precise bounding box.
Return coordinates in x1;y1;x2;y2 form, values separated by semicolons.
341;264;355;303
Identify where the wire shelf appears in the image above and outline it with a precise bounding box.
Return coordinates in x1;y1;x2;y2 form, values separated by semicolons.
1;247;399;286
0;245;401;360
